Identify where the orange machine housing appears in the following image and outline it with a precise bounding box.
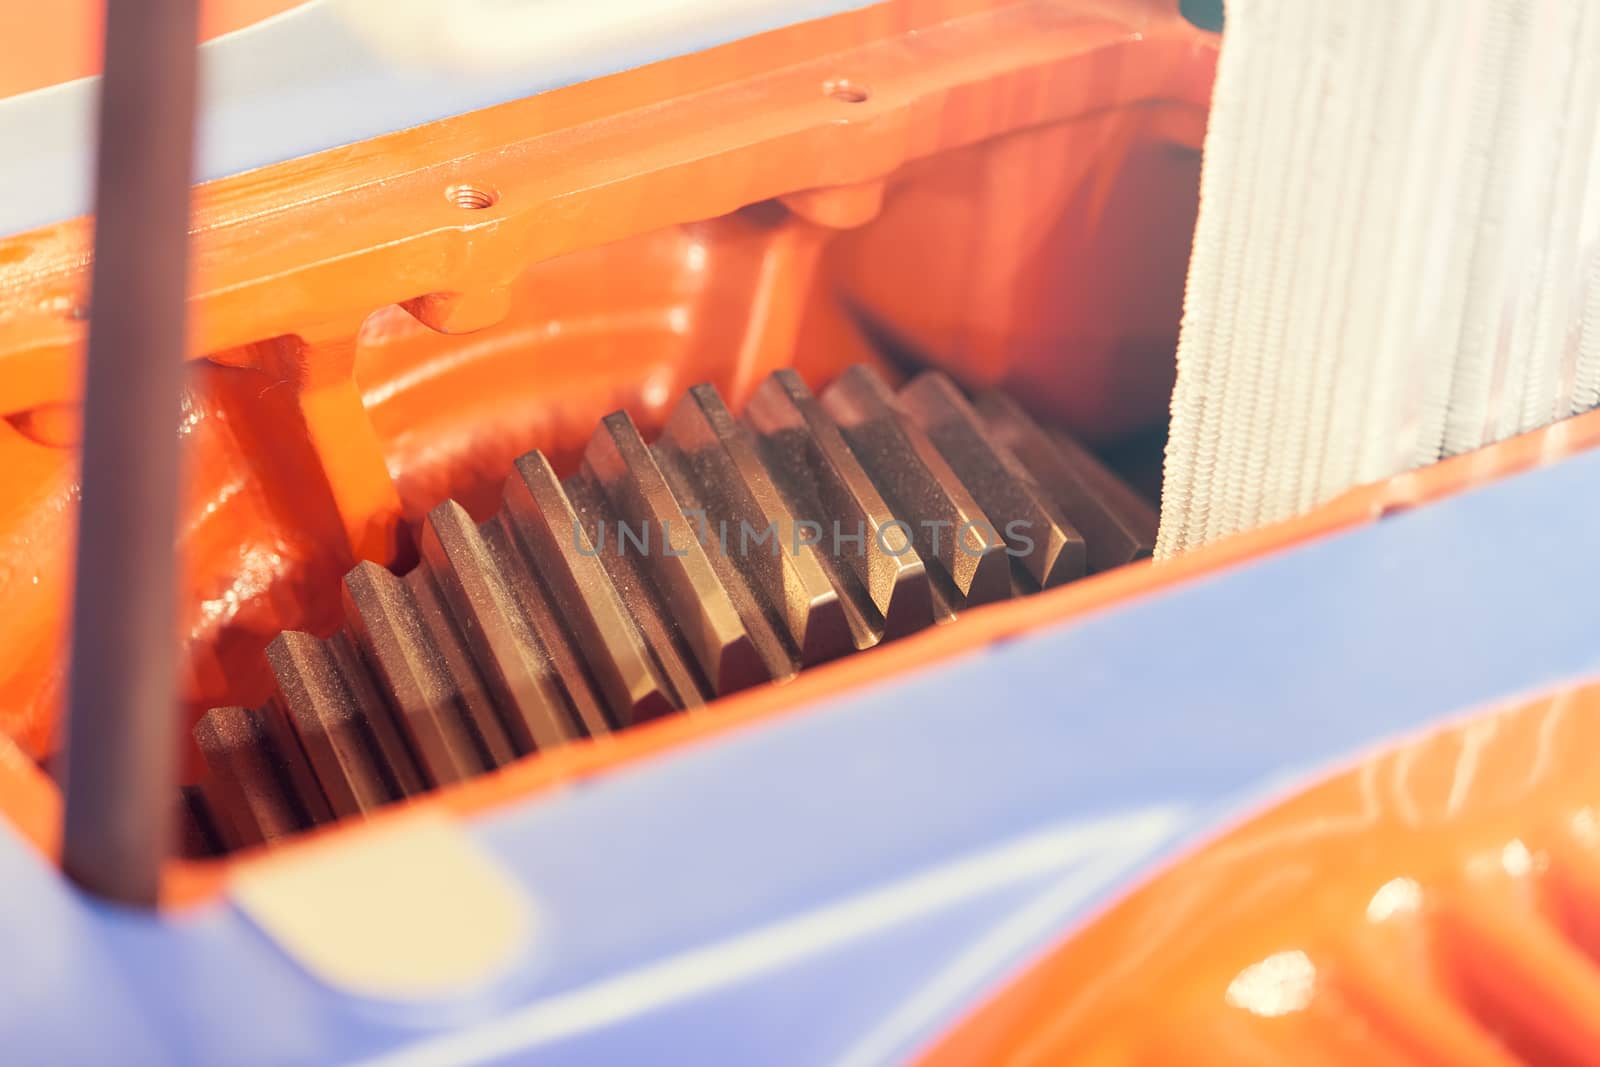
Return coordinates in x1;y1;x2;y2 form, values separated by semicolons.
8;3;1600;1061
0;0;1213;806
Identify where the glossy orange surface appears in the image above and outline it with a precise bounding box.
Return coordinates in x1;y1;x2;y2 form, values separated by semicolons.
913;677;1600;1065
0;0;1215;769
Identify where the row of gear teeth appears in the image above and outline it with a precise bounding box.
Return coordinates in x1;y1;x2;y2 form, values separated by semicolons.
185;364;1156;852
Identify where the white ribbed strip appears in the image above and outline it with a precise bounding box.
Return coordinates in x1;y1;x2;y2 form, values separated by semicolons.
1158;0;1600;556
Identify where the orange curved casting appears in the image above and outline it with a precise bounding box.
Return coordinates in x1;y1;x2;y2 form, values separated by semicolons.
912;679;1600;1065
0;0;1216;768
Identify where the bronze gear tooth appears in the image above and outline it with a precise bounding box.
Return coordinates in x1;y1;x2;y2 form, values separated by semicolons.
420;501;581;754
975;391;1158;572
744;369;935;643
504;452;679;728
406;562;521;769
821;366;1012;610
343;561;496;786
562;469;712;711
584;410;772;696
898;372;1087;590
193;703;325;848
267;631;412;816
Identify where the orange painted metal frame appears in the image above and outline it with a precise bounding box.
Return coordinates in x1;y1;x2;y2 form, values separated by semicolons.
0;0;1214;768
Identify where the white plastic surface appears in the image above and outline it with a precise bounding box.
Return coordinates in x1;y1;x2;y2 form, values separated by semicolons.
1159;0;1600;555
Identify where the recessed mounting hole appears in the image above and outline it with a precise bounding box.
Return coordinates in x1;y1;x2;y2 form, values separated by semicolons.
446;184;498;211
824;80;869;104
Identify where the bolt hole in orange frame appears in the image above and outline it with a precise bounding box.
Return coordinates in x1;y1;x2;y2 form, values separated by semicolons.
3;0;1595;928
445;183;500;211
825;78;872;103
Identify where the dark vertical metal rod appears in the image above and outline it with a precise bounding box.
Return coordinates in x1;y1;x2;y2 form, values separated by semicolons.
61;0;200;905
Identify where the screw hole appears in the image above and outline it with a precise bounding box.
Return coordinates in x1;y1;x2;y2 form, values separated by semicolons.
446;184;498;211
824;80;869;104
